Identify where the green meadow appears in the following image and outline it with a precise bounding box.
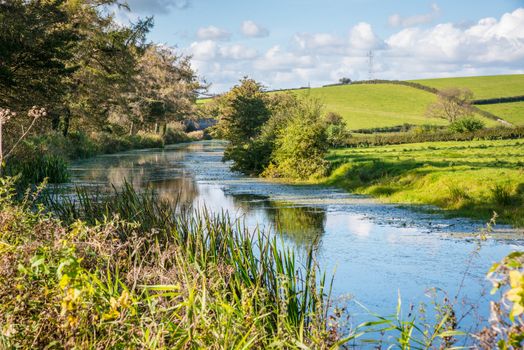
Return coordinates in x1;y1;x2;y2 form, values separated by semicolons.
411;74;524;99
292;84;499;130
325;139;524;226
479;101;524;126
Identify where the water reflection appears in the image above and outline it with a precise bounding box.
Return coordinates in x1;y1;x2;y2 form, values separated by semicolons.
231;194;326;248
57;140;524;327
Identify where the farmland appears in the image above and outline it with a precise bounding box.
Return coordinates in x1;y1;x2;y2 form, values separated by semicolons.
478;101;524;126
411;74;524;99
325;139;524;226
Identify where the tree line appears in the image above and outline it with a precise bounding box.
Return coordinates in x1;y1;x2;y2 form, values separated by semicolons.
0;0;203;152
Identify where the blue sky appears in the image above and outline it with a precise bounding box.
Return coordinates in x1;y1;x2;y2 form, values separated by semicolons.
120;0;524;92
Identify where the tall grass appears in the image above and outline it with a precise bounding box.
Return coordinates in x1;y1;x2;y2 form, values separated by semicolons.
0;180;351;348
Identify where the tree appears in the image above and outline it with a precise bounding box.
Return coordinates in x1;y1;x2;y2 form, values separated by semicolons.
324;112;351;147
128;45;203;134
63;4;153;135
264;98;329;180
425;88;474;122
0;0;78;124
339;77;351;84
217;78;271;174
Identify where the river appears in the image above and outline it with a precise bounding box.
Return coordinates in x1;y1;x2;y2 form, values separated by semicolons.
54;140;523;332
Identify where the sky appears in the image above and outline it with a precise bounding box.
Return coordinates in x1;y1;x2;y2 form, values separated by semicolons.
116;0;524;93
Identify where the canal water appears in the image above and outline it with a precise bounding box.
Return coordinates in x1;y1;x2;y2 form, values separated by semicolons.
54;140;523;331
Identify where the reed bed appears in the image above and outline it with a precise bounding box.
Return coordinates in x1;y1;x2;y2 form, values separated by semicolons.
0;178;348;348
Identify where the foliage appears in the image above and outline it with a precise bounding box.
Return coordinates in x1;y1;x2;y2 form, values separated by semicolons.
216;78;271;174
5;154;69;186
0;179;350;348
0;0;203;147
425;88;475;122
344;126;524;148
448;116;485;133
264;98;329;180
478;252;524;349
324;112;351;147
0;0;78;114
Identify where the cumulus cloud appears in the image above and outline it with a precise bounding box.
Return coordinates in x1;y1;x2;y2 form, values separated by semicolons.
349;22;384;50
386;8;524;63
196;26;231;41
253;46;315;71
389;3;440;27
189;8;524;93
294;32;344;50
126;0;191;14
188;41;258;61
241;20;270;38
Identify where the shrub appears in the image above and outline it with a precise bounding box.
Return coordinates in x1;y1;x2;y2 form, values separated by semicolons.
164;128;191;144
265;98;329;179
324;112;351;148
5;153;69;185
449;117;485;133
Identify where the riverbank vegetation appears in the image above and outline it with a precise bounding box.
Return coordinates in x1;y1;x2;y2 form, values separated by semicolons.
209;78;348;179
0;0;204;186
1;178;523;348
326;139;524;226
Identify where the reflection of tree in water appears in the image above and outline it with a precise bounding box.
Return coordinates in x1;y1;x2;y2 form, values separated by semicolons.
231;194;326;249
149;177;199;207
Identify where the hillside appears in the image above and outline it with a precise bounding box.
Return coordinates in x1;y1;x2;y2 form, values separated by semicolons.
200;74;523;130
410;74;524;99
292;83;499;130
477;101;524;126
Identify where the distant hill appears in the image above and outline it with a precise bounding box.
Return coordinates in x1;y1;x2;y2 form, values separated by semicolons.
198;74;524;130
410;74;524;99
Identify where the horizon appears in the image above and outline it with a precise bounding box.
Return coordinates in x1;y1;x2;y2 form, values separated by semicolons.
114;0;524;93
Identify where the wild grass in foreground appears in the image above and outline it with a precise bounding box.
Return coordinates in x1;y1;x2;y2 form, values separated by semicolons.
1;178;523;348
1;178;346;349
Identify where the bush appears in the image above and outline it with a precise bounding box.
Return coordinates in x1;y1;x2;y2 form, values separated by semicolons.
163;128;190;144
324;112;351;147
5;153;69;185
264;99;329;179
449;117;485;133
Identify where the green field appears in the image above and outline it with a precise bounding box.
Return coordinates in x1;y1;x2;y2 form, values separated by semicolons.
411;74;524;99
200;75;523;130
478;101;524;126
325;139;524;226
292;84;500;130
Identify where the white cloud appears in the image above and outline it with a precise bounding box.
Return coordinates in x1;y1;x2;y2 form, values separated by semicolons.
241;20;269;38
219;44;259;60
386;8;524;64
253;46;315;71
189;40;218;60
389;3;440;27
349;22;383;50
294;32;344;50
188;9;524;93
196;25;231;41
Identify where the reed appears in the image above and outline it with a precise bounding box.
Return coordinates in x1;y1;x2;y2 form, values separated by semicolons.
0;180;349;348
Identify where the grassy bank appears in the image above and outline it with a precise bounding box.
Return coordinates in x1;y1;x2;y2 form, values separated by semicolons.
324;139;524;227
5;129;197;187
0;179;345;348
